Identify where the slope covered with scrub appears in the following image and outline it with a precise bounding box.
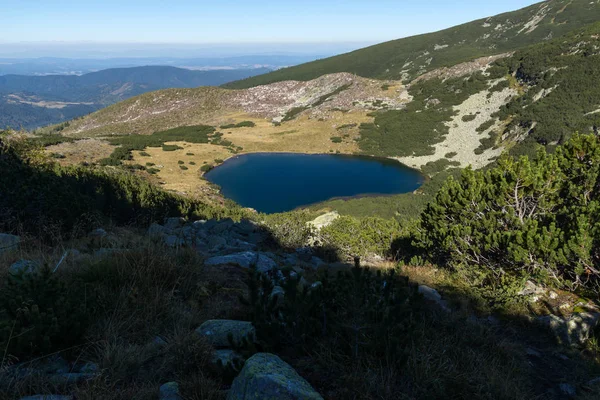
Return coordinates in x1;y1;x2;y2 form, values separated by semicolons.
225;0;600;89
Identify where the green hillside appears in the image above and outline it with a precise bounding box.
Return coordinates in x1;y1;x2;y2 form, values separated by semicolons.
225;0;600;89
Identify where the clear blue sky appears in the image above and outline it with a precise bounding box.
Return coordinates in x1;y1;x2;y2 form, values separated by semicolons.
1;0;541;43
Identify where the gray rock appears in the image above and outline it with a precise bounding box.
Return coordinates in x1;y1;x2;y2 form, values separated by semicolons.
148;223;169;238
284;254;300;266
198;219;218;231
20;396;74;400
310;281;323;291
164;235;184;248
159;381;183;400
0;232;20;254
211;218;235;234
418;285;450;312
207;235;227;249
9;260;39;275
205;252;277;273
196;320;255;347
537;312;600;346
89;228;107;238
518;280;546;296
181;226;195;239
164;217;185;230
227;353;323;400
559;383;576;396
212;349;243;366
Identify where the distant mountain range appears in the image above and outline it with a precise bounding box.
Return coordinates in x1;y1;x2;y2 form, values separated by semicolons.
0;66;271;129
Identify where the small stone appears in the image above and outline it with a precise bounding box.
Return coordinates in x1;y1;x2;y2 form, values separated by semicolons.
549;291;559;300
0;232;20;254
9;260;39;275
153;336;168;347
537;312;600;346
160;381;183;400
310;256;326;269
310;281;323;290
195;320;255;348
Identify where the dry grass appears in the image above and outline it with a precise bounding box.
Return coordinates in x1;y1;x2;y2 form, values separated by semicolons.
45;139;114;165
0;237;249;399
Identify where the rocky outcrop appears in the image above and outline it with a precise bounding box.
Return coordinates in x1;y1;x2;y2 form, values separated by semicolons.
9;259;39;275
227;353;323;400
537;312;600;347
205;252;277;273
307;212;339;230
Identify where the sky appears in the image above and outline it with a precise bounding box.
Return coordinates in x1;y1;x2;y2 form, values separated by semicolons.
0;0;541;57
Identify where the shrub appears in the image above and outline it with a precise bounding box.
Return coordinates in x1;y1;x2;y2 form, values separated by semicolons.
416;134;600;296
461;114;477;122
147;167;160;175
139;151;151;157
179;165;188;171
220;121;256;129
200;164;213;173
261;210;316;249
189;161;196;165
162;144;183;152
178;160;184;165
330;137;343;143
146;162;155;167
320;216;401;258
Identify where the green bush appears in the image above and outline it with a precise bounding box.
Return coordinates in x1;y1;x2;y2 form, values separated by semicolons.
461;114;477;122
330;136;343;143
417;134;600;296
261;210;316;249
178;160;184;165
200;164;213;173
162;144;183;152
320;216;401;258
179;165;188;171
220;121;256;129
139;151;151;157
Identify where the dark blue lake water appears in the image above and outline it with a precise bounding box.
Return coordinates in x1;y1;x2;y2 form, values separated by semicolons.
204;153;424;214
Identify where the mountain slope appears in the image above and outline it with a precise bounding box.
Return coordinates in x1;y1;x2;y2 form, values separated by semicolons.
0;66;271;129
225;0;600;89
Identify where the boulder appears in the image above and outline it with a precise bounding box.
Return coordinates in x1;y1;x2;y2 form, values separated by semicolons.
205;252;277;273
9;260;39;275
537;312;600;346
418;285;450;312
0;233;20;254
148;223;169;238
195;320;255;347
227;353;323;400
307;212;339;230
270;286;285;306
159;382;183;400
48;372;97;385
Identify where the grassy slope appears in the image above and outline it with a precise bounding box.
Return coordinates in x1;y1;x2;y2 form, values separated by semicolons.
225;0;600;89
